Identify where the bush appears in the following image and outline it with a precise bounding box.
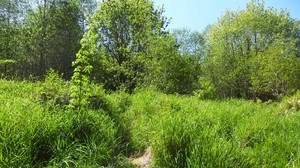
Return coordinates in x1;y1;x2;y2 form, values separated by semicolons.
280;91;300;114
193;77;216;99
37;69;70;108
87;84;111;111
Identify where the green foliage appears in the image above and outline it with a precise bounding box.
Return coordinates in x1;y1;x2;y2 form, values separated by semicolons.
172;28;205;58
69;23;97;109
2;0;300;167
193;77;216;99
125;89;300;167
250;40;300;100
38;69;70;108
0;59;15;64
280;91;300;114
0;0;100;79
0;79;133;167
2;80;300;167
88;1;200;94
0;0;27;77
89;0;169;92
203;0;300;100
143;35;200;94
1;0;300;101
0;59;16;77
10;0;83;78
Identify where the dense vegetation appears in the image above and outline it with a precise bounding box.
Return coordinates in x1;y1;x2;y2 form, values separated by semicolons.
2;0;298;99
1;76;300;167
1;0;300;167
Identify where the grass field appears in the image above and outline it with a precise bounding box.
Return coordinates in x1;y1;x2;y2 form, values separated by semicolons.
0;79;300;167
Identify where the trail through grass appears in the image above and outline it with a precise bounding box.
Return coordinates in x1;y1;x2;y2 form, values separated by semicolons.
0;79;300;167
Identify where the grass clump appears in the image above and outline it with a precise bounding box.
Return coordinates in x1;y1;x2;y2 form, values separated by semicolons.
280;91;300;114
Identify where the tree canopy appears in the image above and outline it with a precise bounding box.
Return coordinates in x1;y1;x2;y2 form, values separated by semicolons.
0;0;299;100
203;0;300;100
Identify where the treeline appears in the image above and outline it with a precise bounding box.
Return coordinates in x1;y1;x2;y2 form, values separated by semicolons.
1;0;300;100
0;0;96;79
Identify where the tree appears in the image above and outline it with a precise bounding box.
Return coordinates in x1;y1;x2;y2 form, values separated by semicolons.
47;0;83;79
69;20;96;109
75;0;203;94
164;28;205;94
172;28;204;59
89;0;169;92
143;35;200;94
203;0;300;99
22;0;83;78
250;38;300;99
0;0;28;76
77;0;97;32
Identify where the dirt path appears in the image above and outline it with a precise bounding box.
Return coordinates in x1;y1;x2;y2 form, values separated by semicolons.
129;148;152;168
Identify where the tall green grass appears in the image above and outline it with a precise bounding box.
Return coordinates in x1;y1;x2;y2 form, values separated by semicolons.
0;79;132;167
1;79;300;167
125;89;300;167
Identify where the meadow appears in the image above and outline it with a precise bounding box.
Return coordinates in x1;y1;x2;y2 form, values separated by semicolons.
0;77;300;167
1;0;300;167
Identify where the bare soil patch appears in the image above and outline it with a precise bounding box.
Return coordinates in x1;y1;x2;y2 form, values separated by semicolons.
129;148;152;168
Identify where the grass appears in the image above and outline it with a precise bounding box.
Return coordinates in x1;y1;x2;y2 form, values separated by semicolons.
0;79;300;167
125;89;300;167
0;79;131;167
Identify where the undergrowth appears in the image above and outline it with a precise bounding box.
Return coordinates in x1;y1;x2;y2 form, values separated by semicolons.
0;78;300;167
125;89;300;167
0;78;132;167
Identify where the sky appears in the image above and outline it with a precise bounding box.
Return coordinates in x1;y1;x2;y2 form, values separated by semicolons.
153;0;300;32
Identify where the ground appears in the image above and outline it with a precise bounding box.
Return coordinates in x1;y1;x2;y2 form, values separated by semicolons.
129;148;152;168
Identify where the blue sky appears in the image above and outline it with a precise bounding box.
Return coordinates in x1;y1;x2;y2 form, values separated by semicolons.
153;0;300;32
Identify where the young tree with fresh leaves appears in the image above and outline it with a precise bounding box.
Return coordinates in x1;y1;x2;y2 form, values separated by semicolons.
69;21;97;109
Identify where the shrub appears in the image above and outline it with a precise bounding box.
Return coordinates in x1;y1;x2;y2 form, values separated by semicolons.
37;69;70;108
193;77;216;99
87;84;111;111
280;91;300;114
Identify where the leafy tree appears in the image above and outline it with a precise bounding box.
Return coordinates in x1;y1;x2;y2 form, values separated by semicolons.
77;0;97;32
46;0;83;79
0;0;28;76
21;0;83;78
203;0;300;99
250;39;300;99
81;0;200;94
69;21;96;110
143;35;200;94
89;0;169;92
